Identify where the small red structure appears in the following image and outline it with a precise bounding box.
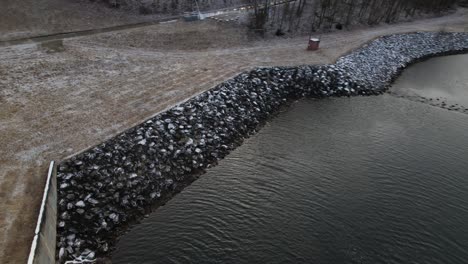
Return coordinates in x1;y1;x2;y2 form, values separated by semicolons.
307;38;320;51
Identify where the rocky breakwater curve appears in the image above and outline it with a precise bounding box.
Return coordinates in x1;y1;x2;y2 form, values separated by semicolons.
337;32;468;90
56;32;468;263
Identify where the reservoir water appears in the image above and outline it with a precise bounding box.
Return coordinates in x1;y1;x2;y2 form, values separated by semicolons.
113;55;468;264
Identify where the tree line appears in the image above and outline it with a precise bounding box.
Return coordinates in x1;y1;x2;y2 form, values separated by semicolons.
249;0;460;35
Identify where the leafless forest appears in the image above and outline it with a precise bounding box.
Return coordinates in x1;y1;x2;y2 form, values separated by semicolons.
249;0;460;35
93;0;462;35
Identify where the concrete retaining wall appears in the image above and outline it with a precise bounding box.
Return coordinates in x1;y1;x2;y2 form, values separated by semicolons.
28;161;57;264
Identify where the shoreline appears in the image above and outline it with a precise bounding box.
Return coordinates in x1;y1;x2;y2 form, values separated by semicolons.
2;9;467;263
56;32;468;262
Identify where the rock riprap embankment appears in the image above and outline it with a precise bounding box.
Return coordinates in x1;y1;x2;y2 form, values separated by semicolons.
56;32;468;262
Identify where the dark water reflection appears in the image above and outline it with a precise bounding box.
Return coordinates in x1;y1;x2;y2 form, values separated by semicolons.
113;57;468;264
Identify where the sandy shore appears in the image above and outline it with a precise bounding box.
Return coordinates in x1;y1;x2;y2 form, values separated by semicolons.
0;8;467;264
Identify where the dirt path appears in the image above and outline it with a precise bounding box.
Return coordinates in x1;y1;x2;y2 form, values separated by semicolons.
0;9;467;264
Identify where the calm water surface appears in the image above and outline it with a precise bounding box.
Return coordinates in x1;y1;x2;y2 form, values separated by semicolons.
113;56;468;264
391;54;468;107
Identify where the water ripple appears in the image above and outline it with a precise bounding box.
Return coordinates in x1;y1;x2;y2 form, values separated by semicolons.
113;57;468;264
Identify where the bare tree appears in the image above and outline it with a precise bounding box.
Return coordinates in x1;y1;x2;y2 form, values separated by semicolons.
255;0;458;36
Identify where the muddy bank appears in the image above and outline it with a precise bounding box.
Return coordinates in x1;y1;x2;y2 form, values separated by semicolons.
56;32;468;262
